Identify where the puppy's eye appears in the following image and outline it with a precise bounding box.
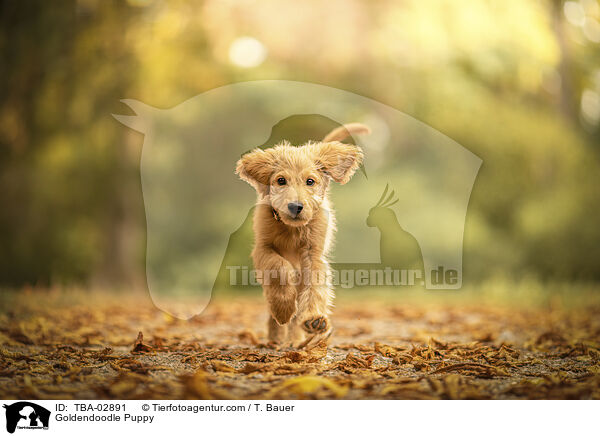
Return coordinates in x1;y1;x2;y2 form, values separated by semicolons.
306;178;315;186
277;177;286;186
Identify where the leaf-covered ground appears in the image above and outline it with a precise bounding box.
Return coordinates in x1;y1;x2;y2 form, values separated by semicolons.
1;289;599;399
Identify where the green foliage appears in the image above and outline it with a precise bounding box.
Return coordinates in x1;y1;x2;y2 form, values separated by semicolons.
0;0;599;286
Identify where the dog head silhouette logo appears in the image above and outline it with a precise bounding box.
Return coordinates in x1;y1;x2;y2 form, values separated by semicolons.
113;80;482;318
3;402;50;434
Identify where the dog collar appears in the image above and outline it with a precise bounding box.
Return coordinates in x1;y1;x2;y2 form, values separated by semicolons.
272;208;281;221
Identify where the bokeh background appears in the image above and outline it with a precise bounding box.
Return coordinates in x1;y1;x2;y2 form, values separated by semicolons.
1;0;600;296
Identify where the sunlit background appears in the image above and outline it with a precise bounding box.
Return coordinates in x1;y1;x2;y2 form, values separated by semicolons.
1;0;599;296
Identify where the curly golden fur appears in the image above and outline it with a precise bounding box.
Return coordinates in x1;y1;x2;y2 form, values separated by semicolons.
236;123;369;347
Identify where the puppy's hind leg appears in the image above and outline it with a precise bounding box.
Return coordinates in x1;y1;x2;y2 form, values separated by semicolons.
267;315;288;344
287;316;307;348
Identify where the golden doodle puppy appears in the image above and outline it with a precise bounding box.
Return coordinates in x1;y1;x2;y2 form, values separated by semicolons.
236;123;369;347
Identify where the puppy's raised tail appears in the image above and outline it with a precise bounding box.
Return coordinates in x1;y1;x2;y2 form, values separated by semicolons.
323;123;371;143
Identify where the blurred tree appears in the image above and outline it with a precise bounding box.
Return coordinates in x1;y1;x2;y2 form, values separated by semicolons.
0;0;145;287
1;0;599;288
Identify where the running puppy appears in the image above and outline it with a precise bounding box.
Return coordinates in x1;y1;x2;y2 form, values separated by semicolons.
235;123;369;346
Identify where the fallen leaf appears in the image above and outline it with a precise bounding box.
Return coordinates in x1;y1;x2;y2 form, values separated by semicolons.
131;331;153;354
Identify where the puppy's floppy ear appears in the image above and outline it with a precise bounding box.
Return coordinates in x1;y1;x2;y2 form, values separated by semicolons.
313;141;363;184
236;148;274;195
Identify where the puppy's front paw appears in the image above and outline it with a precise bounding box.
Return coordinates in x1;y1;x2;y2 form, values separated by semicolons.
302;316;329;333
270;296;297;326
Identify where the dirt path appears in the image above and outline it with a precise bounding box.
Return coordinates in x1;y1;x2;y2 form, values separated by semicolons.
1;291;599;399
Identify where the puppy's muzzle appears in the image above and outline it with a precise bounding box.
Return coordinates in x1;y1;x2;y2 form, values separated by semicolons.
287;202;303;218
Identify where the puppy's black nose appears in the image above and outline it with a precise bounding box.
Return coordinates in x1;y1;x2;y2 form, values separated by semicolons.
287;202;303;217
